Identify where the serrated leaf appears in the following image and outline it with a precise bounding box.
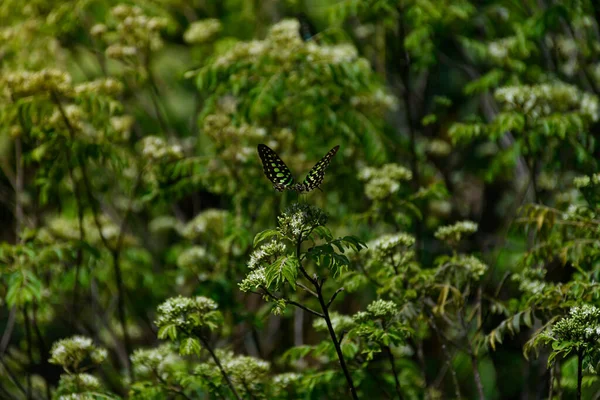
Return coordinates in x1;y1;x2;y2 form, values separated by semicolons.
265;255;299;290
180;337;202;356
313;226;333;241
158;324;177;340
253;229;280;248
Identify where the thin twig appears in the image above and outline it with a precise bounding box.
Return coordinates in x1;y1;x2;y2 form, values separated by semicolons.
0;306;16;356
197;335;242;400
257;287;324;318
0;357;28;398
145;51;173;137
32;303;51;400
51;91;133;377
152;366;193;400
548;362;555;400
459;313;484;400
14;135;23;239
23;306;33;399
297;282;318;298
326;287;344;309
427;310;462;399
577;348;583;400
384;346;404;400
316;282;359;400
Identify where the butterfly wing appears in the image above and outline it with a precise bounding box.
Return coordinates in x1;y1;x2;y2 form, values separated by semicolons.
257;144;295;191
302;145;340;192
296;13;317;42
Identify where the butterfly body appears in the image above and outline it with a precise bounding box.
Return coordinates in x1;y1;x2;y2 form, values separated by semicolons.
257;144;339;193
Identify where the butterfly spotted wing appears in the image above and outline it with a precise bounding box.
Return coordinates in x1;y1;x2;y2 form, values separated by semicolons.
257;144;295;191
302;145;340;191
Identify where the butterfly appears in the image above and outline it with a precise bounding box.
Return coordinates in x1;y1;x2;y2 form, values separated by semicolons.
257;144;340;193
296;13;318;42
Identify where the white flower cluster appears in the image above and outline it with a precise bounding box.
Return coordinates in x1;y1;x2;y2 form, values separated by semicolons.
427;139;452;156
48;104;85;133
495;83;600;121
248;241;287;270
512;266;548;295
131;344;180;378
272;372;302;386
517;278;547;295
368;233;415;257
239;267;267;292
214;40;267;67
177;246;213;270
223;353;270;374
216;350;270;391
57;373;101;393
268;19;303;47
184;19;222;44
140;136;183;161
46;215;123;247
110;115;135;140
358;164;412;201
0;19;41;42
545;35;579;77
74;78;123;96
277;203;327;239
180;209;229;239
455;254;488;279
49;335;107;370
574;175;591;188
2;70;122;100
434;220;478;244
486;36;530;64
213;19;359;68
550;304;600;343
487;39;511;60
155;295;219;331
367;299;399;318
313;312;354;333
94;5;168;61
350;88;398;112
1;69;71;97
202;113;267;162
305;42;358;64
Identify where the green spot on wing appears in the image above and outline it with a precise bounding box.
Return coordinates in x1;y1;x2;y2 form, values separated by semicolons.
258;144;339;192
302;145;340;191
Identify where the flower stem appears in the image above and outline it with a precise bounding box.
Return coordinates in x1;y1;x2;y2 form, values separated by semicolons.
577;348;583;400
198;336;242;400
315;282;359;400
385;345;404;400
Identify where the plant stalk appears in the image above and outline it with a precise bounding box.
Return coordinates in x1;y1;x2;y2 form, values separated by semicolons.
577;348;583;400
385;345;404;400
198;336;242;400
316;283;359;400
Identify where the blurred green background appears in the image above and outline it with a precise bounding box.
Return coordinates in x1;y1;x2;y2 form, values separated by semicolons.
2;0;600;399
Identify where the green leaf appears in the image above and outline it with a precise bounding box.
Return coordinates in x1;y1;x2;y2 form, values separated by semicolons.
265;255;299;290
341;341;359;358
6;270;42;307
157;324;178;340
179;337;202;356
253;229;280;248
313;226;333;241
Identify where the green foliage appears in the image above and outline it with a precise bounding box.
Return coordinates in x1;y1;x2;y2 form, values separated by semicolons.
3;0;600;398
156;296;223;342
527;305;600;372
